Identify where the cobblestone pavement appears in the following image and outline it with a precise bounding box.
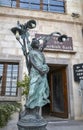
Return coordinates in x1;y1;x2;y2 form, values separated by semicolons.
0;113;83;130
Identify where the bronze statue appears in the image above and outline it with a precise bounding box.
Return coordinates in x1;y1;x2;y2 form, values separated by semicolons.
11;20;67;130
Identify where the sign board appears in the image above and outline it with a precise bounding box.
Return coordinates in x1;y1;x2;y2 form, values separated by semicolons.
73;63;83;82
35;34;73;51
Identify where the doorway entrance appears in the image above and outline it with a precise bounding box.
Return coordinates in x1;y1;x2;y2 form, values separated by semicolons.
42;64;68;118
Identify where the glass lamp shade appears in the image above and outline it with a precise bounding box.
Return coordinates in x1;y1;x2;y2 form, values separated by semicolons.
58;35;67;42
26;20;36;29
11;27;23;36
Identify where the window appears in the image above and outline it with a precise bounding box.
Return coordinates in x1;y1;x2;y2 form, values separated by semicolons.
0;62;19;96
0;0;16;7
0;0;65;13
20;0;40;10
43;0;65;13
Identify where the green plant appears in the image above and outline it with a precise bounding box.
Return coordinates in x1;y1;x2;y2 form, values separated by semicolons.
17;74;30;96
0;102;21;127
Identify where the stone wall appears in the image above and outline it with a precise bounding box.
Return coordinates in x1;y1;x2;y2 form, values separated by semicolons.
66;0;83;16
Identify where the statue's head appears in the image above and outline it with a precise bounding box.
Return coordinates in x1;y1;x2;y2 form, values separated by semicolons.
31;38;40;49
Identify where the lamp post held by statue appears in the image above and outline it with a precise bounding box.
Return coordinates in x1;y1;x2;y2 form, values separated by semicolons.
11;20;67;130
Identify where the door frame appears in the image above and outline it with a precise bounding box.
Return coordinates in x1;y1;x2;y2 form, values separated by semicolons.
49;65;68;118
45;57;74;119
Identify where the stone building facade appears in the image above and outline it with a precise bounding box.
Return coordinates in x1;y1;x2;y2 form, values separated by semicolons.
0;0;83;120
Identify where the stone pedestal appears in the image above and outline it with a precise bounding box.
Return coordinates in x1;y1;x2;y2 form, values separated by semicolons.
17;107;47;130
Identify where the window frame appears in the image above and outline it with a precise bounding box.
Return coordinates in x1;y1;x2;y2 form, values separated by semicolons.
0;55;23;101
0;0;66;13
0;62;19;97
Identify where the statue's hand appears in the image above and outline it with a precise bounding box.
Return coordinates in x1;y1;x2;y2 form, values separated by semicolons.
39;64;49;76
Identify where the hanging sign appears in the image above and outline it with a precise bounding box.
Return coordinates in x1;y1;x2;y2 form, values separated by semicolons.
35;34;73;51
73;63;83;82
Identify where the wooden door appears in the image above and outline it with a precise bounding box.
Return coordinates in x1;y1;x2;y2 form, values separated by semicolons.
49;66;68;118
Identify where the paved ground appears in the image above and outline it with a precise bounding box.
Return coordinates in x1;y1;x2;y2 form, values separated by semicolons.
47;120;83;130
0;112;83;130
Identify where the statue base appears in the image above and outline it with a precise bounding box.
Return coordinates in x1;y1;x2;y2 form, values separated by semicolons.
17;107;47;130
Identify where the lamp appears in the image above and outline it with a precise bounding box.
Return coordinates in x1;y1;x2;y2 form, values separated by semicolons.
51;32;68;42
58;34;68;42
71;13;80;18
11;20;36;40
11;27;22;40
26;20;36;29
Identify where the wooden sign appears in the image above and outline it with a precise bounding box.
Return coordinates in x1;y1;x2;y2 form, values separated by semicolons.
35;34;73;51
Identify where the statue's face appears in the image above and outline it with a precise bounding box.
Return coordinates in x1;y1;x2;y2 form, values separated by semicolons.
31;38;39;49
35;41;39;48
